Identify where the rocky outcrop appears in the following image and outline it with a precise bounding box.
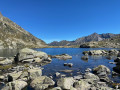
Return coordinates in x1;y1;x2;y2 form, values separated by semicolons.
49;33;117;46
80;34;120;48
0;12;47;49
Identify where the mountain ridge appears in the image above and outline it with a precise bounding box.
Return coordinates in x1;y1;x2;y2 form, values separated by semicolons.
49;33;117;46
0;12;47;49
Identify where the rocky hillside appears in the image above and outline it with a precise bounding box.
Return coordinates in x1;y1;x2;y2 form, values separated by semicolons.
80;34;120;48
49;33;117;46
0;12;46;49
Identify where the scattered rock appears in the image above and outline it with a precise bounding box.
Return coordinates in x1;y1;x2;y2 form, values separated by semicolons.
81;55;88;60
63;63;73;67
89;50;108;55
30;76;55;90
73;79;91;90
2;80;27;90
0;58;13;65
53;54;72;60
84;72;99;81
57;77;75;89
73;75;83;80
93;65;110;75
109;49;119;55
85;68;92;72
7;71;22;81
55;72;61;77
28;67;42;80
59;70;73;73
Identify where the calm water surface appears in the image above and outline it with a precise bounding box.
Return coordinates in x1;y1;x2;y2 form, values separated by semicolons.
34;48;120;82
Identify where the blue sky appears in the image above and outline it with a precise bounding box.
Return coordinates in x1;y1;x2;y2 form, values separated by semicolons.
0;0;120;43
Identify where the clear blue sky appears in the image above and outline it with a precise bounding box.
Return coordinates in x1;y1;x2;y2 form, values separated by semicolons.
0;0;120;43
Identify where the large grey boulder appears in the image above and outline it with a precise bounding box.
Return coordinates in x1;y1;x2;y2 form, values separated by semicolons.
93;65;111;82
7;71;22;81
73;79;91;90
57;77;75;89
84;72;99;81
93;65;110;75
1;80;27;90
109;49;119;55
28;67;42;80
30;76;55;90
14;48;51;63
89;50;108;55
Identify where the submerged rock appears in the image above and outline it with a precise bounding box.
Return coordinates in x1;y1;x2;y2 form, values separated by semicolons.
30;76;55;90
81;55;88;60
52;54;72;60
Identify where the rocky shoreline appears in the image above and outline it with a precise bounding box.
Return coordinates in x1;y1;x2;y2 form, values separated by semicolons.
0;48;120;90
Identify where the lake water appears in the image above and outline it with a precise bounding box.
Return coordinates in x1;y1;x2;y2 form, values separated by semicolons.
34;48;120;82
0;48;120;83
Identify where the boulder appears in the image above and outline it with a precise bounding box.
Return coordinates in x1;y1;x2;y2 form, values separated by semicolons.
0;58;12;65
7;71;22;81
57;77;75;89
63;63;73;67
89;50;107;55
73;80;91;90
93;65;110;75
93;65;111;83
84;72;99;81
14;48;51;63
73;75;83;80
2;80;27;90
28;67;42;80
109;49;119;55
53;54;72;60
81;55;88;60
55;72;61;77
30;76;55;90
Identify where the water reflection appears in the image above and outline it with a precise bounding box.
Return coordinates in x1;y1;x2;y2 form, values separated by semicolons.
0;49;19;57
